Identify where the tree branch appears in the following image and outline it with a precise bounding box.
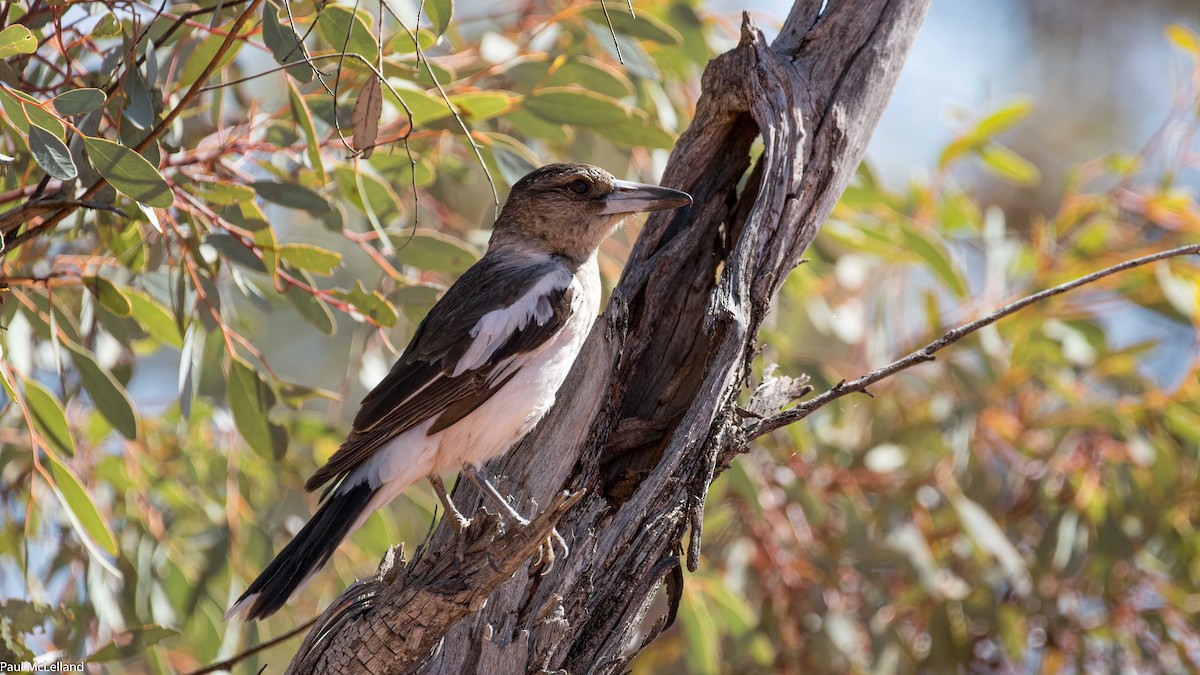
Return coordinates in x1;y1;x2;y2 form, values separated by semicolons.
744;243;1200;441
288;1;933;671
184;618;317;675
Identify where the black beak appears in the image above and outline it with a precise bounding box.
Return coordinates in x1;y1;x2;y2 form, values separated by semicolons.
600;179;693;215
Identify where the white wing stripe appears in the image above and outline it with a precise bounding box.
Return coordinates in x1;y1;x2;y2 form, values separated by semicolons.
452;266;573;376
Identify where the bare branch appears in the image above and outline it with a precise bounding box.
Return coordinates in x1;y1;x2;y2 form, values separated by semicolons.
0;198;127;242
183;618;318;675
747;243;1200;440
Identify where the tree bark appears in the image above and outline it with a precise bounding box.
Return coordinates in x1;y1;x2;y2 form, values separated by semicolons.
287;0;931;671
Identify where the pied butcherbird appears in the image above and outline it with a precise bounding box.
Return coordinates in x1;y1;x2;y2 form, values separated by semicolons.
226;164;691;620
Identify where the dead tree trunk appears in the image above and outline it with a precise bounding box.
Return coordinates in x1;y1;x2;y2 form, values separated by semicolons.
287;1;930;671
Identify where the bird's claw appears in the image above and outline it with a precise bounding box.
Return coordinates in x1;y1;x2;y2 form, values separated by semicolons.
530;527;569;575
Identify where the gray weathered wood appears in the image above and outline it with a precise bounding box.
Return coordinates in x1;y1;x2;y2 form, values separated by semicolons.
288;0;931;671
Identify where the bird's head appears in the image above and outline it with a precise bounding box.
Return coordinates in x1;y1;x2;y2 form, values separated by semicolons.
489;163;692;263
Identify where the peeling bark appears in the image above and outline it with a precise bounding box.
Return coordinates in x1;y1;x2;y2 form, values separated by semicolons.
288;1;931;671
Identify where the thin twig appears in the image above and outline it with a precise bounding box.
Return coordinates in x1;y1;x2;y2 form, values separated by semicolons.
748;244;1200;440
183;617;317;675
599;0;623;64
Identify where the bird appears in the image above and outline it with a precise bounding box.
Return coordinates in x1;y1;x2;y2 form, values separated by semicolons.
225;163;692;620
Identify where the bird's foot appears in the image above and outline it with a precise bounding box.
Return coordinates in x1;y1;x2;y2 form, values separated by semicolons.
462;464;530;529
530;527;569;575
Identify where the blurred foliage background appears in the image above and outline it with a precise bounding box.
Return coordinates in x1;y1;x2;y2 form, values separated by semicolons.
0;0;1198;672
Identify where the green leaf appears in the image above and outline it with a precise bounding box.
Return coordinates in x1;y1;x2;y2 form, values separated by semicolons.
524;87;627;126
253;222;279;281
252;180;331;214
22;377;75;457
421;0;452;37
178;33;243;88
0;25;37;59
91;13;121;38
900;229;968;298
261;0;312;82
332;282;397;327
385;85;453;126
51;88;107;116
581;8;683;45
1165;403;1200;445
486;133;540;185
0;88;32;134
501;108;568;143
384;30;439;55
189;180;256;206
43;451;119;556
2;88;66;138
978;144;1040;186
228;357;281;458
87;625;179;662
318;5;378;60
279;243;342;275
125;289;183;348
203;232;267;273
123;66;154;131
370;152;435;187
287;81;325;181
83;136;173;208
969;97;1034;141
87;276;132;317
27;123;77;180
396;229;480;274
0;368;17;400
543;57;633;98
593;110;674;149
67;342;139;440
334;165;403;223
283;274;336;334
679;590;720;674
451;91;516;122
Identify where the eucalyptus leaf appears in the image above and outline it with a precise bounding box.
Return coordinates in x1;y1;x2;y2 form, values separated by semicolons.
43;451;120;556
67;341;139;440
279;243;342;275
228;357;279;458
52;88;107;116
252;180;331;214
524;87;627;126
28;123;77;180
0;25;37;59
126;289;183;348
83;136;172;208
317;5;378;60
123;66;154;130
394;230;479;274
22;377;75;457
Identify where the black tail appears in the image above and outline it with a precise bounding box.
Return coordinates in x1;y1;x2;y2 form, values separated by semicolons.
226;481;376;621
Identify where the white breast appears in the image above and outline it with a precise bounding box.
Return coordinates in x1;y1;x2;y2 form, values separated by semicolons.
438;261;599;469
354;258;600;502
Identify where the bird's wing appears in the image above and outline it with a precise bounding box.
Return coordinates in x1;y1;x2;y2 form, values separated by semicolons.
305;254;576;493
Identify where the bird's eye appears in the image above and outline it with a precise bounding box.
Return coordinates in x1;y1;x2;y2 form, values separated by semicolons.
567;179;590;194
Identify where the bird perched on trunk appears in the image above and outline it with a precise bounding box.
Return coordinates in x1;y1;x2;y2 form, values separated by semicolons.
226;163;691;620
